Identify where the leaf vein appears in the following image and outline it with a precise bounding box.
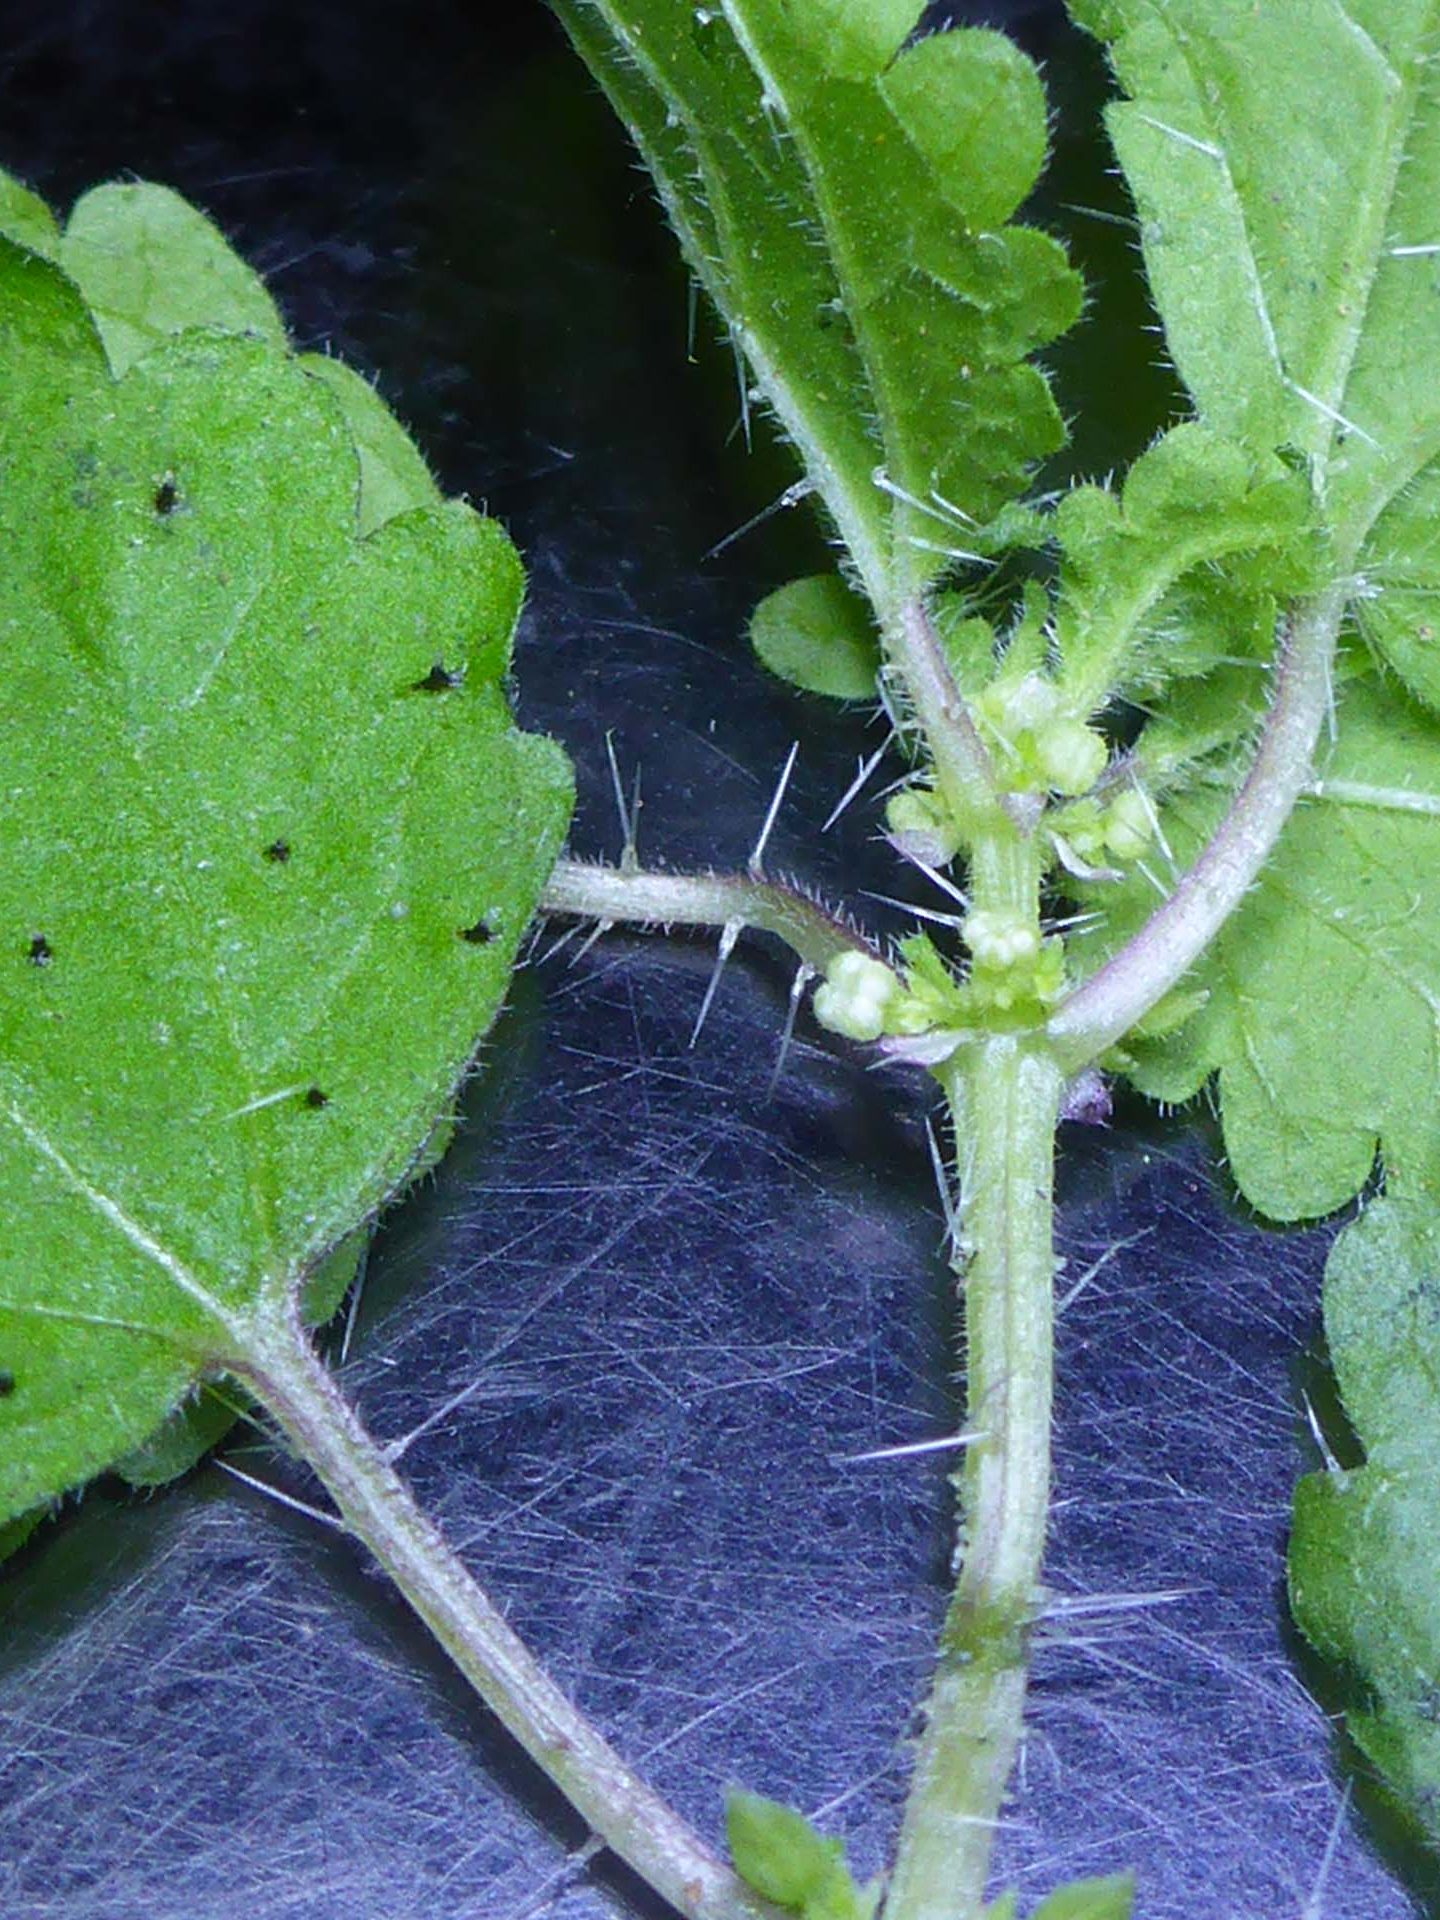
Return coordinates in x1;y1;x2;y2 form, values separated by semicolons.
0;1088;238;1341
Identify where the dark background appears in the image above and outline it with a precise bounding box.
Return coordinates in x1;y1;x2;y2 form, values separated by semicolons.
0;4;1427;1917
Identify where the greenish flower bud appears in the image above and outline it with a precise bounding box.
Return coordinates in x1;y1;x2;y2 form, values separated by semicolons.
885;788;962;866
986;670;1062;735
1103;786;1154;859
1035;718;1108;797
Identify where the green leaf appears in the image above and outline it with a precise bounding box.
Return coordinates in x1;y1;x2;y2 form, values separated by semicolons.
1101;674;1440;1219
1029;1873;1135;1920
1053;424;1316;712
1290;1196;1440;1842
0;236;572;1524
300;354;442;536
554;1;1081;606
55;180;287;376
750;575;880;699
0;166;60;257
3;172;436;542
978;1876;1133;1920
113;1225;370;1490
1076;0;1440;705
726;1790;876;1918
115;1050;451;1489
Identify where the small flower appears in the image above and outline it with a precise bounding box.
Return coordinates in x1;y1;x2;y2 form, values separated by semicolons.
812;950;901;1043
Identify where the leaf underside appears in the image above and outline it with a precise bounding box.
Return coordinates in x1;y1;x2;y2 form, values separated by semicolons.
0;214;571;1525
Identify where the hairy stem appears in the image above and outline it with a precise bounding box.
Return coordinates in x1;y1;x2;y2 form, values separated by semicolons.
541;855;871;973
882;819;1057;1920
884;1037;1063;1920
234;1306;778;1920
1047;584;1347;1070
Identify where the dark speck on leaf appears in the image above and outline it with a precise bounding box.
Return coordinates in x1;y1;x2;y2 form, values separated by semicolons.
413;662;464;693
460;917;495;945
303;1086;330;1110
0;1370;14;1397
153;475;180;516
27;934;53;967
264;839;291;864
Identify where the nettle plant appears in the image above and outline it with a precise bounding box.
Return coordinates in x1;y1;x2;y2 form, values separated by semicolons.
4;1;1440;1916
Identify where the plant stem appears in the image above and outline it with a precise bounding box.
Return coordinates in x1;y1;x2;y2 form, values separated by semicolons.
233;1304;779;1920
541;855;872;973
882;818;1057;1920
886;599;1016;830
883;1036;1063;1920
1047;584;1346;1070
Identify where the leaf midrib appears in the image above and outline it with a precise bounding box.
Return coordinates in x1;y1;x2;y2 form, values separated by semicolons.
573;0;890;602
719;2;932;609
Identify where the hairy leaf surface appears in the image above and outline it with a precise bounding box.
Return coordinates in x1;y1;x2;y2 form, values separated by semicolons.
0;168;437;542
43;178;285;374
1074;0;1440;707
1055;424;1316;712
1290;1197;1440;1842
0;236;572;1523
554;0;1080;620
1098;677;1440;1220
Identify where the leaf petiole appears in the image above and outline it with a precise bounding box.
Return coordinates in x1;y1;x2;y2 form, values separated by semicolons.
1046;582;1348;1070
231;1299;782;1920
541;855;874;975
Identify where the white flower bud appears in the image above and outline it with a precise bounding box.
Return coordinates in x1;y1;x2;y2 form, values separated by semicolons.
812;950;899;1043
963;910;1040;970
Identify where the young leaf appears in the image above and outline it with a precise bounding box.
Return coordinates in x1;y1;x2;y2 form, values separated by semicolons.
1094;675;1440;1220
0;236;572;1522
750;575;880;699
553;1;1081;610
1027;1873;1135;1920
1075;0;1440;707
1053;423;1315;712
725;1789;875;1919
1290;1196;1440;1843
